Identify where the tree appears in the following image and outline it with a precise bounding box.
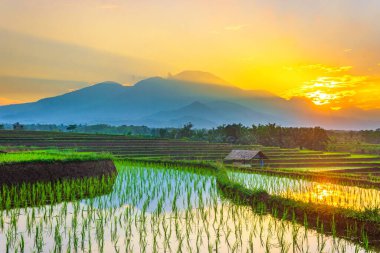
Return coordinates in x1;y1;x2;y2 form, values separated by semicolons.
214;123;247;143
159;128;168;138
66;124;77;131
311;127;329;150
13;122;24;131
177;122;194;138
0;124;4;130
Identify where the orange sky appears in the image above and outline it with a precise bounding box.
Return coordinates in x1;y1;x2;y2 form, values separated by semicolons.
0;0;380;109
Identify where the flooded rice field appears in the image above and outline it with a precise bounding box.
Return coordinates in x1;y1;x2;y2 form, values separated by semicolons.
228;171;380;212
0;162;370;252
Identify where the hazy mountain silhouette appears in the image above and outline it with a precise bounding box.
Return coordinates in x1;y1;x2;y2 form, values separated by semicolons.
0;71;379;129
170;71;231;86
142;101;272;128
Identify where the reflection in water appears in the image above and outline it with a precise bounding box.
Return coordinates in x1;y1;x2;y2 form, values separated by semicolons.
0;162;367;252
83;164;216;212
228;171;380;212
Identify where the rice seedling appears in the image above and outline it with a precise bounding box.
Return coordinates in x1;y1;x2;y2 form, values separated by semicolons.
228;171;380;213
0;160;373;252
0;149;112;164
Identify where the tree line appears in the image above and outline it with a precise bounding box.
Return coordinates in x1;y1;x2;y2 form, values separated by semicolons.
0;122;330;150
160;123;330;150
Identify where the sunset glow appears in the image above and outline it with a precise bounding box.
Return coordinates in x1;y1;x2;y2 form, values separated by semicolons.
0;0;380;110
285;74;368;109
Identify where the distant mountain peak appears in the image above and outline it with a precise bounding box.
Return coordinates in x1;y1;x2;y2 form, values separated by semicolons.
72;81;124;94
188;101;207;107
169;70;230;86
179;101;213;112
91;81;123;88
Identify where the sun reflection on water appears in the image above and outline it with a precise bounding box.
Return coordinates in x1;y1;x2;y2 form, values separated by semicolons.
229;172;380;212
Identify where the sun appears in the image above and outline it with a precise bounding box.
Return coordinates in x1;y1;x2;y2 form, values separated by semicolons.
304;89;341;107
299;77;357;109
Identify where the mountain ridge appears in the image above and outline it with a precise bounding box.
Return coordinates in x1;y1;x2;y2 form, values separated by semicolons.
170;70;231;86
0;73;379;130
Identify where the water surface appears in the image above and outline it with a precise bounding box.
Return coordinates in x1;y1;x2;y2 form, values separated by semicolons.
0;162;368;252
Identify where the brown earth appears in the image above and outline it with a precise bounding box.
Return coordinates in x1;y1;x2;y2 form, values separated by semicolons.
0;160;117;186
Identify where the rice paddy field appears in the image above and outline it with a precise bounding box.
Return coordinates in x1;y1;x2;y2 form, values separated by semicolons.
0;130;380;252
0;161;376;252
0;150;112;164
227;171;380;212
330;142;380;155
0;130;379;182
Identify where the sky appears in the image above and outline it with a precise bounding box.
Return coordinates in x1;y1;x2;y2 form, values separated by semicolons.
0;0;380;110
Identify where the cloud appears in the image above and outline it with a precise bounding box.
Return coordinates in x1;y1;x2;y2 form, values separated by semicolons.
303;75;365;89
224;25;245;31
283;62;380;109
0;29;167;85
284;64;352;74
286;75;367;107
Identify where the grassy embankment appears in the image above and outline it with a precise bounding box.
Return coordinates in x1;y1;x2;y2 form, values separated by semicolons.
0;150;116;209
0;149;112;164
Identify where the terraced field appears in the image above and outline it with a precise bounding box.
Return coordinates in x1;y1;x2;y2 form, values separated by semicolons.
0;130;380;177
1;130;380;251
1;160;375;252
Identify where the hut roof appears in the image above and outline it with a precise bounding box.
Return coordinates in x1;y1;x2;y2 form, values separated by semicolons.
224;150;268;161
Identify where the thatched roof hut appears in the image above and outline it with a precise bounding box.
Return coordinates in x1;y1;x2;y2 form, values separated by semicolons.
224;150;268;166
224;150;268;161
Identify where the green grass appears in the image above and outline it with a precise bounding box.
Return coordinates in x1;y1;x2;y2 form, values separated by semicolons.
271;167;372;172
0;149;113;164
349;154;380;158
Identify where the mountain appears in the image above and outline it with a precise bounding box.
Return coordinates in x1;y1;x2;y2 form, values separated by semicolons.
0;81;127;123
0;72;380;129
170;71;231;86
142;101;271;128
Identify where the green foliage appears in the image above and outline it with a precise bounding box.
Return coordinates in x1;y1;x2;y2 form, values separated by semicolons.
0;175;115;209
13;123;156;136
206;123;329;150
176;122;194;138
66;124;77;131
12;122;24;130
7;123;331;151
0;150;112;164
327;130;380;154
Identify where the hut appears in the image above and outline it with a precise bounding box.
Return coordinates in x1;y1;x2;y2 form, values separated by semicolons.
224;150;268;167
